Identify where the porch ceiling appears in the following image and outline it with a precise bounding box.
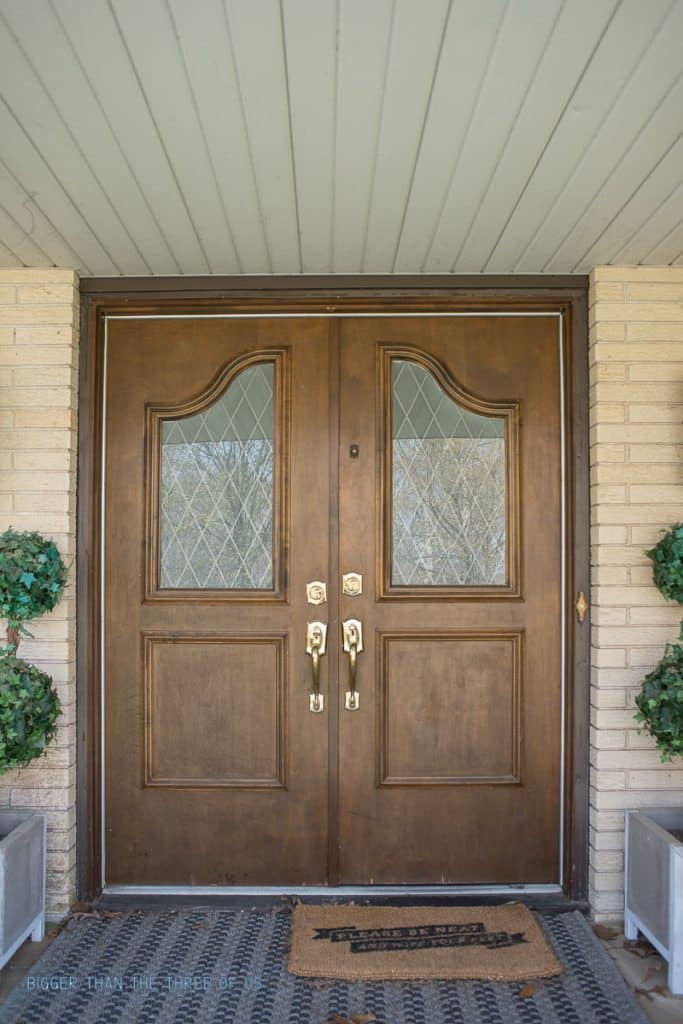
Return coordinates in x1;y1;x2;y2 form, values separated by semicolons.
0;1;682;277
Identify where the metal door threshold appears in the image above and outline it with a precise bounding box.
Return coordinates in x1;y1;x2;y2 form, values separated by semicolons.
103;884;563;897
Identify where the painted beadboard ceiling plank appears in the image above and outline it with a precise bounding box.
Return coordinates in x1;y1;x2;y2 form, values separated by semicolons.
0;98;109;273
573;132;683;271
168;0;270;274
614;174;683;266
225;0;301;272
333;0;394;272
0;237;20;267
0;13;143;274
0;157;86;270
111;0;239;274
393;0;506;273
516;0;683;273
552;77;683;273
0;171;87;271
2;0;178;275
423;0;564;273
281;0;336;273
457;0;619;273
486;0;673;274
641;216;683;266
359;0;451;271
37;1;178;274
0;198;53;267
55;0;209;274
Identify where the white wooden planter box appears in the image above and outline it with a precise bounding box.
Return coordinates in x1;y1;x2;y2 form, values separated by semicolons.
625;807;683;995
0;812;46;970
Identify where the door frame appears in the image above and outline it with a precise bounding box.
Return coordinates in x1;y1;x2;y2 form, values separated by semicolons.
77;274;590;901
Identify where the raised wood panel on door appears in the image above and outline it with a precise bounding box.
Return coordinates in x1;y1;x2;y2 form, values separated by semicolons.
378;631;522;787
144;634;287;788
337;315;563;885
105;316;330;885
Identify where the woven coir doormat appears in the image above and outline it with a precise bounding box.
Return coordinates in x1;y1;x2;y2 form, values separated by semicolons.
288;903;563;982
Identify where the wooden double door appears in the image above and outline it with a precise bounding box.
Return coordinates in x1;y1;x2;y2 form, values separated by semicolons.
104;312;563;887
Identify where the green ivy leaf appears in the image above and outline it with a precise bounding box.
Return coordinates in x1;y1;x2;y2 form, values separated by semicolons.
0;653;61;773
646;524;683;604
0;528;67;630
635;639;683;762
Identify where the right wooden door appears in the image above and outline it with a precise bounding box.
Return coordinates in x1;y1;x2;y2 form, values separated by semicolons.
336;315;563;884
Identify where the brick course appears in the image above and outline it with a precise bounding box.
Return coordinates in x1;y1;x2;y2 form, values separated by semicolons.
589;266;683;922
0;268;78;920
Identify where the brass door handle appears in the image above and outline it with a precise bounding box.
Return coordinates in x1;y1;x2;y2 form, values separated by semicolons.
306;621;327;712
342;618;363;711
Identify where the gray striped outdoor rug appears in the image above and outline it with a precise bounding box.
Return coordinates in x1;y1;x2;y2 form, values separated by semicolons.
0;907;648;1023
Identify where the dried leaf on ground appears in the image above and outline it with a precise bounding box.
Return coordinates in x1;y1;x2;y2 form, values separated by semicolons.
592;924;618;941
625;942;653;959
518;984;535;999
325;1014;377;1024
66;907;123;924
70;900;92;914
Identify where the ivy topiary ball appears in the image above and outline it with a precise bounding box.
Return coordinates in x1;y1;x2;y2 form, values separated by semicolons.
646;523;683;604
635;639;683;762
0;653;61;773
0;528;67;629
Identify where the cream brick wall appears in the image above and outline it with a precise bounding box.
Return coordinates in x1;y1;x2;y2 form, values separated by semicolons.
0;268;78;920
590;266;683;921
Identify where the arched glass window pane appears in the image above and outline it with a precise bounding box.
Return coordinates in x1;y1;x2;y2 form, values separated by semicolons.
160;363;274;589
392;359;506;586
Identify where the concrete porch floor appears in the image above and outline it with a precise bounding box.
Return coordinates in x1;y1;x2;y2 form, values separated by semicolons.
0;926;57;1011
599;930;683;1024
0;918;682;1022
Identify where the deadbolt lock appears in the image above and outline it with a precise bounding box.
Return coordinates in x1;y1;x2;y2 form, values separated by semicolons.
342;572;362;597
306;581;327;606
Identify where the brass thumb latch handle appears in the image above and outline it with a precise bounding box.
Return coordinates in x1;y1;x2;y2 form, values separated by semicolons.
576;591;589;623
306;621;327;712
342;618;363;711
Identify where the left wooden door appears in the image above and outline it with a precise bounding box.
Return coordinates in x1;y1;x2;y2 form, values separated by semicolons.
104;317;331;885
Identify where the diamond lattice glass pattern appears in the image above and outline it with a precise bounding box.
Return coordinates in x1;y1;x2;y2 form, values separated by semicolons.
392;359;506;586
160;363;274;589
